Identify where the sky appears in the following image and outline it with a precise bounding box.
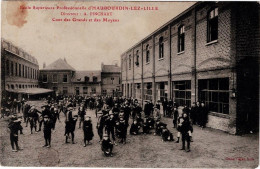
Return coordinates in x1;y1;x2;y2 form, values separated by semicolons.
1;1;195;70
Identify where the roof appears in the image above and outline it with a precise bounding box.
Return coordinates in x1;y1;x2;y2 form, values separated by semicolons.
42;58;76;71
6;88;53;95
1;38;39;65
72;70;101;82
101;65;120;73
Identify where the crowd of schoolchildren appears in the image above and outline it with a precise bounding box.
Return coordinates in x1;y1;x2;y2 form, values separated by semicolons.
1;95;209;156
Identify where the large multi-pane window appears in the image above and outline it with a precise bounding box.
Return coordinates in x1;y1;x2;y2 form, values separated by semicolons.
198;78;229;114
156;82;167;102
63;74;68;83
173;80;191;107
178;26;185;52
42;74;48;83
146;45;150;63
207;8;218;42
53;74;58;83
159;37;164;59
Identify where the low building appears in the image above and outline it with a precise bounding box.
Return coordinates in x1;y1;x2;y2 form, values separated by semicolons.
121;2;259;134
39;58;121;97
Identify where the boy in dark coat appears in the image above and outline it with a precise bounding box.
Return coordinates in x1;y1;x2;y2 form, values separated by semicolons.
65;115;78;144
101;133;113;157
179;112;193;152
43;115;54;148
117;117;127;144
161;126;174;142
8;116;23;152
83;116;94;147
154;120;167;136
105;112;116;145
130;120;141;135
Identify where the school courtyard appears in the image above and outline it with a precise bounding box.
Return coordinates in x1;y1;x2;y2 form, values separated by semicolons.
0;101;258;168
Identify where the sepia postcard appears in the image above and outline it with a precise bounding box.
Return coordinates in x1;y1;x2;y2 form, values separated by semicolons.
0;0;259;168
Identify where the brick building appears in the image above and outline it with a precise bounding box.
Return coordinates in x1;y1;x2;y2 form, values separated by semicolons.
1;39;42;100
39;58;120;97
121;2;259;134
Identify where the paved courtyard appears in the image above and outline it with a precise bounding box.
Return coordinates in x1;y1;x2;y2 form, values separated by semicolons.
0;101;258;168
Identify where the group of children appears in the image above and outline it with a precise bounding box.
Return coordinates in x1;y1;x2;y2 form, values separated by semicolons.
6;95;194;156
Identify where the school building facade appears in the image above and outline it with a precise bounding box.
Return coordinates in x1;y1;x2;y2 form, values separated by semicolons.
121;2;259;134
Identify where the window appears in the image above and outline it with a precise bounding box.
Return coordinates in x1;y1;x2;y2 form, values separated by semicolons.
63;87;68;95
22;65;25;77
178;25;185;52
83;87;88;94
6;60;10;75
146;44;150;63
93;76;98;83
173;81;191;107
53;74;58;83
135;50;139;66
19;64;21;77
63;74;68;83
85;76;89;82
159;37;164;59
111;77;115;84
91;87;96;94
15;63;18;76
207;8;218;42
25;66;27;78
129;55;131;70
10;61;14;76
198;78;229;114
42;74;48;83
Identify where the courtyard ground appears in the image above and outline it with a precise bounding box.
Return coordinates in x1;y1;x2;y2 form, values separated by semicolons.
0;101;259;168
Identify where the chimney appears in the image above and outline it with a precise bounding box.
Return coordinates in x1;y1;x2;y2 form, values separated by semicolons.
43;62;46;68
64;58;67;63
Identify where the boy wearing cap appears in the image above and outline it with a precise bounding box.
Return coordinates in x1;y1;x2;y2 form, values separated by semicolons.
83;116;94;147
101;133;113;157
8;116;23;152
43;115;54;148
